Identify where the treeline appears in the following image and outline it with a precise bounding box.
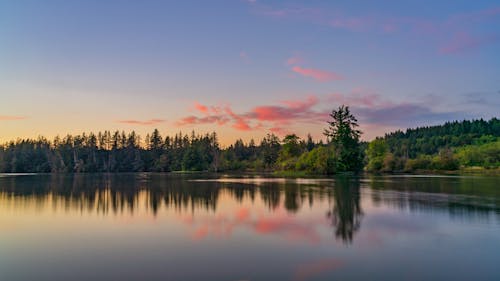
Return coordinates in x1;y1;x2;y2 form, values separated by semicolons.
366;118;500;172
0;130;349;174
0;130;220;173
2;107;498;174
0;106;365;174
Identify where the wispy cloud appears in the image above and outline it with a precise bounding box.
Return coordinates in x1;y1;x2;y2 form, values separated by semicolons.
247;2;500;54
354;104;467;127
329;17;370;31
175;115;229;126
291;66;343;82
176;90;468;138
176;97;326;134
439;32;500;54
463;91;500;106
117;119;166;125
327;88;390;107
194;102;209;114
327;89;468;127
286;54;343;83
286;55;304;66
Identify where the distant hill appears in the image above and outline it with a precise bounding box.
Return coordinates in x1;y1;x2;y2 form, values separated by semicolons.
383;118;500;158
366;118;500;172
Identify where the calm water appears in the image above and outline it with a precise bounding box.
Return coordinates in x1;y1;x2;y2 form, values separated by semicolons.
0;174;499;281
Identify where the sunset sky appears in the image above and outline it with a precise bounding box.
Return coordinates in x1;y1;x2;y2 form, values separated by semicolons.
1;0;499;145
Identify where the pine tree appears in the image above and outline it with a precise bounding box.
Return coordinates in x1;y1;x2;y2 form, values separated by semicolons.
324;105;363;172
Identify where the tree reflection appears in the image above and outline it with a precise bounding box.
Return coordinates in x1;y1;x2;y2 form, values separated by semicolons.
368;175;500;221
1;173;499;245
327;177;363;244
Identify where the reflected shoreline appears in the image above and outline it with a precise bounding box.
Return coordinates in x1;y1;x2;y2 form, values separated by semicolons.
1;173;499;244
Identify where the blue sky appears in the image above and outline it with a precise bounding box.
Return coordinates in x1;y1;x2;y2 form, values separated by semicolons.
1;0;499;144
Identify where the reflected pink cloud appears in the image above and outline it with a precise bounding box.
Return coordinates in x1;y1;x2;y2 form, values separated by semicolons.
192;225;210;240
179;207;325;244
235;207;250;222
294;258;344;281
253;215;321;244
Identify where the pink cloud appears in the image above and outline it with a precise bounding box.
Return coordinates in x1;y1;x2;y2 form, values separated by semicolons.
253;6;323;20
281;95;318;109
233;119;252;131
269;127;291;135
117;119;166;125
225;106;253;131
175;96;326;135
330;17;370;31
439;32;500;54
291;66;343;82
175;90;462;140
327;89;391;108
286;55;304;65
175;115;230;126
249;3;500;53
448;6;500;24
0;115;26;121
194;102;209;114
382;23;398;33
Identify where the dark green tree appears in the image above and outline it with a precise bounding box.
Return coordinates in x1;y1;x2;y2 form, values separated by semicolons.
324;105;363;172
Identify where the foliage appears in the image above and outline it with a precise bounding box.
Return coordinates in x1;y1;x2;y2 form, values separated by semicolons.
324;105;363;172
294;145;337;174
384;118;500;158
455;140;500;168
0;131;220;173
3;108;495;174
367;118;500;172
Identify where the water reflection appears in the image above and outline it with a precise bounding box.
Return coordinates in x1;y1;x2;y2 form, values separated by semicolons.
369;175;500;222
327;177;363;243
0;173;499;245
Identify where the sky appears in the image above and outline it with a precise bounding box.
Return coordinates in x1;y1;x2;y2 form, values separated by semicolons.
1;0;499;146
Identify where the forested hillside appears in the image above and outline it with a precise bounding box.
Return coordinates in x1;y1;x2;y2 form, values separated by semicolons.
366;118;500;172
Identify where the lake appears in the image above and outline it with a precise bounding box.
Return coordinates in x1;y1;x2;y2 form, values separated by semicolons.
0;173;499;281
